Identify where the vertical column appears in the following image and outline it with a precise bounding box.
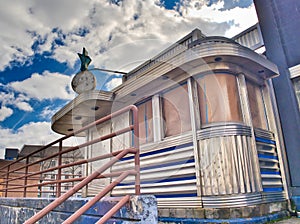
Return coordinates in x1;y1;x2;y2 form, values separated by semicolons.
5;165;10;197
23;157;29;197
132;106;140;195
237;73;262;192
56;141;63;197
152;94;163;142
187;78;203;199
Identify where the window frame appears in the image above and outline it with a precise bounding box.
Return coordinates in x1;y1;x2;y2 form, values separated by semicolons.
135;97;154;145
246;79;269;130
160;81;192;138
195;72;244;127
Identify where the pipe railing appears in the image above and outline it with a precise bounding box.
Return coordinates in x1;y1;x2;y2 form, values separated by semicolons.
0;105;140;223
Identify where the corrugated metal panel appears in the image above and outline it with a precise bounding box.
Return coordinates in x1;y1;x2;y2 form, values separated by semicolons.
202;192;262;208
157;197;202;208
198;124;251;140
199;135;261;196
289;64;300;79
111;142;198;208
262;192;286;203
255;129;284;197
255;128;274;140
232;24;264;50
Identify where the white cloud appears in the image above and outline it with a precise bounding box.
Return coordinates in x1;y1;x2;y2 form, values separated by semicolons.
40;106;59;120
0;106;13;121
0;0;256;71
0;71;74;122
9;71;75;101
0;121;84;159
15;101;33;112
178;0;258;37
105;77;123;90
0;0;259;155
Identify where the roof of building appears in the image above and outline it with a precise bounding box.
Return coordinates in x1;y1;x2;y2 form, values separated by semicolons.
19;144;83;159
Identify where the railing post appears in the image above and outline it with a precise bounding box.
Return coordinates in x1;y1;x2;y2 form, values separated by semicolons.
57;140;63;197
5;165;10;197
23;157;29;197
132;106;140;195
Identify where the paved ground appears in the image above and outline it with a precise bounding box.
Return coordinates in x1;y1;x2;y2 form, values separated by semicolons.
274;217;300;223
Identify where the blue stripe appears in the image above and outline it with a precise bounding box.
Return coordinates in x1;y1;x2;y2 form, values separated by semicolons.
255;137;276;145
155;193;197;198
261;171;280;175
258;154;278;160
120;142;193;161
263;187;283;192
118;175;196;186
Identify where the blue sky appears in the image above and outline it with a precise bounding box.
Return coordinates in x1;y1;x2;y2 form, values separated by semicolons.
0;0;256;158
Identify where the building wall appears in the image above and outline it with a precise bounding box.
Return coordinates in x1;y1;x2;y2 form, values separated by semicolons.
254;0;300;195
0;160;40;198
87;62;286;208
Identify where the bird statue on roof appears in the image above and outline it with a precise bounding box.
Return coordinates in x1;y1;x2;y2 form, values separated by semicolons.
78;47;92;71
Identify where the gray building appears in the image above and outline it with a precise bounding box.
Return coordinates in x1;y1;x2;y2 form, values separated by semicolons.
254;0;300;206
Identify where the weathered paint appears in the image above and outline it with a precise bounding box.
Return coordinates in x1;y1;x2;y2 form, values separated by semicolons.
0;195;157;224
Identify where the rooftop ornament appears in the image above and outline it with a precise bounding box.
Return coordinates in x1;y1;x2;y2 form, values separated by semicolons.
71;48;127;94
78;47;92;72
71;48;96;94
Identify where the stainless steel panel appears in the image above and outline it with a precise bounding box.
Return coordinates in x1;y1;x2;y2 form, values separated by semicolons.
111;143;198;208
199;135;261;196
254;128;274;140
232;24;264;50
202;192;263;208
262;192;286;203
198;124;251;140
157;197;202;208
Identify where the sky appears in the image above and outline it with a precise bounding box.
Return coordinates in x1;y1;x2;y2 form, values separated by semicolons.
0;0;258;158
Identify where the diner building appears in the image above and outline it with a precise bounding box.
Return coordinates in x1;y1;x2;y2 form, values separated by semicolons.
51;28;288;219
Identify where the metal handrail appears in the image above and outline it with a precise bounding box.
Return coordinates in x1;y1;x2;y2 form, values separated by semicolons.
0;105;140;223
25;149;137;224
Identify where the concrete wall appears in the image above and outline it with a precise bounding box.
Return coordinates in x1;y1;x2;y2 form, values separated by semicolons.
0;195;157;224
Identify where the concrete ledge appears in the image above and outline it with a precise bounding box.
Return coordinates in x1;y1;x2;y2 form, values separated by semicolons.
292;196;300;218
158;210;289;224
158;201;288;219
0;195;157;224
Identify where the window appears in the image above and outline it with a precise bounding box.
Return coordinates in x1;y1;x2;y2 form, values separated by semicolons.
50;160;56;167
197;73;242;125
292;77;300;111
162;83;191;137
137;99;153;144
246;80;268;129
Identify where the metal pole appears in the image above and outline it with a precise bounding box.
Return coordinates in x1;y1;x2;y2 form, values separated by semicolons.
63;172;134;224
23;157;29;197
5;165;10;197
57;141;63;197
131;106;140;195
